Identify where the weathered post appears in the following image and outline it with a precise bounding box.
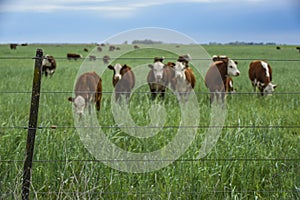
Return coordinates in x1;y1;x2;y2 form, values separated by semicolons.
22;49;43;200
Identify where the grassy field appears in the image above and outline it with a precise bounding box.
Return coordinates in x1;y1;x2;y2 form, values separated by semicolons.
0;43;299;199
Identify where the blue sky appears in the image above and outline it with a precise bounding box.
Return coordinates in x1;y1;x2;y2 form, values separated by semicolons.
0;0;299;44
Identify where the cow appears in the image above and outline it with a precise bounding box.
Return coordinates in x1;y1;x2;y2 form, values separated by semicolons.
10;44;17;50
248;60;277;96
89;55;96;61
67;53;82;60
97;46;102;52
212;55;237;94
109;45;116;51
42;55;57;77
205;55;240;104
84;48;89;52
68;72;102;118
103;55;110;64
108;63;135;102
169;55;196;102
147;57;172;100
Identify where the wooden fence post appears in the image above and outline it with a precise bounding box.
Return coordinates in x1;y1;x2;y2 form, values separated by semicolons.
22;49;43;200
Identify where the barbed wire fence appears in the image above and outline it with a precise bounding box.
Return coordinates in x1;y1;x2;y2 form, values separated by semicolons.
0;49;299;199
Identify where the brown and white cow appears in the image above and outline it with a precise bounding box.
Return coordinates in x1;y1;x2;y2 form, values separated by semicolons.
68;72;102;118
170;55;196;102
108;63;135;102
248;60;277;96
67;53;82;60
205;55;240;104
147;57;172;100
42;55;57;77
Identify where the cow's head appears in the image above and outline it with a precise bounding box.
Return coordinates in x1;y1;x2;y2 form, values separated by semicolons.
148;61;165;81
108;63;124;84
42;55;54;67
68;96;86;118
173;61;187;79
258;82;277;95
212;55;240;77
227;58;240;76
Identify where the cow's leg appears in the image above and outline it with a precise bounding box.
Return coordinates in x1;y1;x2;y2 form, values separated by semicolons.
151;89;157;100
210;92;214;105
160;88;166;99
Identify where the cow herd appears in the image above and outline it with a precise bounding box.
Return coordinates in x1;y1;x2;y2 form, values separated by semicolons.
63;54;277;117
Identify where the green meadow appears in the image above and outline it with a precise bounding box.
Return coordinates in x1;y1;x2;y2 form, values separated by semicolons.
0;43;299;199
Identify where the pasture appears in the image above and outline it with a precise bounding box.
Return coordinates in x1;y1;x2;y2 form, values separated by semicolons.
0;43;299;199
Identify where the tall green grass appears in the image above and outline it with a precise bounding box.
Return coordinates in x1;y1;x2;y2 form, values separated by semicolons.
0;44;299;199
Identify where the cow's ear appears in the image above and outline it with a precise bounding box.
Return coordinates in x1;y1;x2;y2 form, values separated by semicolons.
122;64;127;68
68;97;74;102
148;64;154;69
273;84;278;89
108;65;114;70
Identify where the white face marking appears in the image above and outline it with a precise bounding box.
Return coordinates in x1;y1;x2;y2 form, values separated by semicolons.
74;96;86;115
152;61;164;80
263;83;276;95
42;56;52;67
260;61;270;77
113;63;122;80
227;59;240;76
173;61;186;79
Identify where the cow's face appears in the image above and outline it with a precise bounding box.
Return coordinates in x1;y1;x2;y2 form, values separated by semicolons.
42;55;53;67
173;61;186;79
149;61;165;81
227;59;240;76
108;63;123;82
68;96;86;117
262;83;277;95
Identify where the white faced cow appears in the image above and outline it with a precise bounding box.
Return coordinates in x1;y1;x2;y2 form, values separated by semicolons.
68;72;102;118
108;63;135;102
248;60;277;96
42;55;56;77
169;55;196;102
205;55;240;104
147;57;172;100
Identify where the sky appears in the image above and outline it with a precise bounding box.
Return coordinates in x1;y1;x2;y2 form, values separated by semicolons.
0;0;299;44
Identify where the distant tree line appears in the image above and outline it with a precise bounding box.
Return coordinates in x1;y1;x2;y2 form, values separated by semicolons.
132;39;163;44
208;41;277;45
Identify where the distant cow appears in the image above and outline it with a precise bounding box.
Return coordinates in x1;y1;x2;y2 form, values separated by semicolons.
10;44;17;50
97;46;102;52
103;55;111;64
42;55;57;77
248;60;277;96
67;53;82;60
89;55;96;61
296;47;300;53
108;63;135;102
205;55;240;104
109;45;116;51
147;57;172;100
170;55;196;102
68;72;102;118
84;48;89;52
